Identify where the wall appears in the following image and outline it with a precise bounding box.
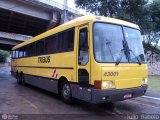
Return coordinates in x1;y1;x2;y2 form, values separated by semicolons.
145;50;160;75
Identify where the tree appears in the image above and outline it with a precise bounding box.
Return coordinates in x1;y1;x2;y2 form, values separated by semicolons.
117;0;149;31
142;0;160;48
149;0;160;32
75;0;119;17
0;50;10;62
75;0;148;19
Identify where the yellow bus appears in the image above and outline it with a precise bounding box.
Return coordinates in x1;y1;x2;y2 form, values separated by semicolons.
11;16;148;104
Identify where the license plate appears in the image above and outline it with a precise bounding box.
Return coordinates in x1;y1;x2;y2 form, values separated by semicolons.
124;94;132;99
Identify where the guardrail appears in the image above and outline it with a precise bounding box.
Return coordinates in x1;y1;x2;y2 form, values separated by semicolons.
38;0;80;14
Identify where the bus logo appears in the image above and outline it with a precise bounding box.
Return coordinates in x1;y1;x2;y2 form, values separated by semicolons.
2;114;8;120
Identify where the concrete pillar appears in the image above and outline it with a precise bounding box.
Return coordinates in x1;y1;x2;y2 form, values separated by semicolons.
47;10;62;30
63;0;68;23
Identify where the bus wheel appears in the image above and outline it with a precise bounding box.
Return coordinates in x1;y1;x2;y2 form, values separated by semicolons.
16;72;21;84
21;73;25;85
61;81;73;104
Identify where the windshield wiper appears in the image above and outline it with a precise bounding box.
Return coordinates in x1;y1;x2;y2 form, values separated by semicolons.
115;49;142;66
122;39;131;62
115;40;130;66
115;40;141;66
128;49;142;65
124;39;142;65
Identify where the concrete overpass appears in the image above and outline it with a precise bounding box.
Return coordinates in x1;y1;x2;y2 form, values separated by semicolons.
0;0;81;51
0;0;80;36
0;0;80;50
0;32;32;51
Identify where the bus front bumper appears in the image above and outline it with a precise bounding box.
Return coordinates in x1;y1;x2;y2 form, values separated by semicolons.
91;85;148;103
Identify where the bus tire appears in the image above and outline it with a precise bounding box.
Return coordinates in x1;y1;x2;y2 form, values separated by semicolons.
16;72;21;84
60;81;73;104
21;73;25;85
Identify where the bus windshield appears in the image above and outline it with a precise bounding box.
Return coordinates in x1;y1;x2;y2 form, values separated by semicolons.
93;22;146;63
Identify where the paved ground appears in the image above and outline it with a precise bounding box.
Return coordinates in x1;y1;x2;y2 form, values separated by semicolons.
0;67;160;120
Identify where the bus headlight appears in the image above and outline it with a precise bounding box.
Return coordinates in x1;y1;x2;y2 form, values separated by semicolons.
94;81;115;89
142;79;145;84
109;81;113;87
102;81;114;89
144;78;148;84
142;78;148;84
102;81;108;88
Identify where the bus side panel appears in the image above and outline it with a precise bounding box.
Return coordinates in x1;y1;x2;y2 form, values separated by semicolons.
24;74;58;94
12;51;76;94
11;59;18;77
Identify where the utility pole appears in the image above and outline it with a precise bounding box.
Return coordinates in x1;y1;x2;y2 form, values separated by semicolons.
63;0;68;23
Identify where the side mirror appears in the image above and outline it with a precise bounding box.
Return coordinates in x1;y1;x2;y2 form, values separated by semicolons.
78;56;83;61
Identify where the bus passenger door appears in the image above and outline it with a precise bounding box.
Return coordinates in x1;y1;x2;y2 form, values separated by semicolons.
76;25;91;101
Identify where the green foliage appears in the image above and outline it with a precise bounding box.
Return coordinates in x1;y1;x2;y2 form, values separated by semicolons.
143;42;160;54
148;75;160;92
118;0;147;21
117;0;150;34
0;50;10;62
75;0;119;17
147;0;160;32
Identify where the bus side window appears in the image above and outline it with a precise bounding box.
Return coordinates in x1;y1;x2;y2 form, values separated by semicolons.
36;40;45;55
18;48;24;58
23;47;26;57
26;45;30;57
78;28;89;65
57;33;64;52
45;35;57;54
12;51;15;59
63;29;75;51
15;50;19;58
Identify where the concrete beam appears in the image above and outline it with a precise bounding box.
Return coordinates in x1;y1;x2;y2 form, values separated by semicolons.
0;38;19;46
0;0;81;33
0;32;31;50
0;32;31;42
0;0;53;20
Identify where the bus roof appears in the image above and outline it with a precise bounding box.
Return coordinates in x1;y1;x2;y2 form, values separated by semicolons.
12;16;139;50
